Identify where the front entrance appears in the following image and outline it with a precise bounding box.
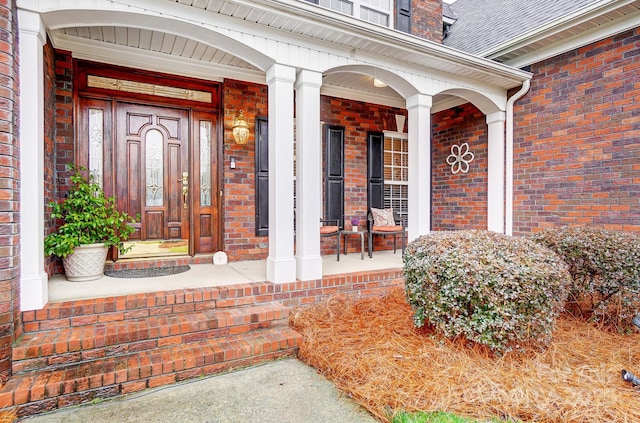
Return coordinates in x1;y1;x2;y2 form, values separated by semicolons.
75;64;222;259
115;103;190;257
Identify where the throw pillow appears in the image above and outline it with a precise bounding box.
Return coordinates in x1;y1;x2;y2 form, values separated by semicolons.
371;207;395;227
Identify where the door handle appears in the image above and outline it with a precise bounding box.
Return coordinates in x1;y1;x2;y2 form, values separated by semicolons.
178;172;188;208
182;185;188;209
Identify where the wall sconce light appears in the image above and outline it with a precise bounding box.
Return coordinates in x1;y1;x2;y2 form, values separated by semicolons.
232;110;249;145
373;78;388;88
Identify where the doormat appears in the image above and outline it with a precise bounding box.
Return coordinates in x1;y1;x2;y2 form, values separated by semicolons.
104;265;191;279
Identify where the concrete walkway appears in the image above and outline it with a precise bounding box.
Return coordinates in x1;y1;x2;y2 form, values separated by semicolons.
21;359;378;423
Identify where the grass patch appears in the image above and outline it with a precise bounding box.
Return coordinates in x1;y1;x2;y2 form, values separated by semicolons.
391;410;513;422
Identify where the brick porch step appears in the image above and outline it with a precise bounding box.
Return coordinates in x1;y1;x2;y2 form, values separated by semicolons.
22;283;277;333
12;302;290;374
3;283;304;418
1;327;301;416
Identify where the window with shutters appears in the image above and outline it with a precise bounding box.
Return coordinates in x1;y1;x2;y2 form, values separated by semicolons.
324;125;345;228
315;0;392;27
383;132;408;227
255;118;269;237
396;0;411;33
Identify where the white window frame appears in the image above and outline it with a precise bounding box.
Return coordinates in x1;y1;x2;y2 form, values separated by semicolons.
317;0;393;28
383;130;408;227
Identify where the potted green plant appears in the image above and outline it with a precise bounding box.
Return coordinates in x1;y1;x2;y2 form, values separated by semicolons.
45;165;137;281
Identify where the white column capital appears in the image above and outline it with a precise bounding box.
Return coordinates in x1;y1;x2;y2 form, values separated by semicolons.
406;93;432;110
266;63;296;86
17;8;46;45
295;69;322;90
486;111;506;125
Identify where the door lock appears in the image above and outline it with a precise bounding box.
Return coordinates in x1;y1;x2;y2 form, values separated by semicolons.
177;172;188;184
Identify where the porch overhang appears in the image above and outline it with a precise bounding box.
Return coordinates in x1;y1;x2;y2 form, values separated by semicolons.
20;0;532;109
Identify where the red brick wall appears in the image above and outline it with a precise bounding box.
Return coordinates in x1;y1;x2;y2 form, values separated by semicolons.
222;79;269;261
221;84;407;259
45;48;74;276
43;42;56;275
411;0;443;43
321;96;407;253
512;28;640;234
431;103;488;230
0;0;19;384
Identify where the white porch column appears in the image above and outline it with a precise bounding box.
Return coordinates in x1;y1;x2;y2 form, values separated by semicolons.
18;9;48;310
266;64;296;283
486;111;506;233
406;94;432;242
294;70;322;281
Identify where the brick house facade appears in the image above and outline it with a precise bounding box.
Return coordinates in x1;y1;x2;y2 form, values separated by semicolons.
512;28;640;234
0;0;636;398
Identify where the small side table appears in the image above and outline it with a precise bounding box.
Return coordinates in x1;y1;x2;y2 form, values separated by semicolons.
340;230;368;260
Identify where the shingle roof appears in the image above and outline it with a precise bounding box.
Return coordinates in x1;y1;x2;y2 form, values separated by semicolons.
443;0;601;55
443;3;457;20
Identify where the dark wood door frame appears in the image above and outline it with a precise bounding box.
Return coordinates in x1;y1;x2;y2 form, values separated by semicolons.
74;61;223;258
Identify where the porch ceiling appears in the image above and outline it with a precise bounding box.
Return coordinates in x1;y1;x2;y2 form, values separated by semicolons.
43;0;532;110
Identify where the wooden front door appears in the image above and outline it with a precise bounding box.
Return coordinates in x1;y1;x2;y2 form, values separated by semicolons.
115;103;190;250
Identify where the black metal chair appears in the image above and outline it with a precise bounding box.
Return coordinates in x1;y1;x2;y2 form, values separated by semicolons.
294;211;341;261
367;209;405;257
320;218;341;261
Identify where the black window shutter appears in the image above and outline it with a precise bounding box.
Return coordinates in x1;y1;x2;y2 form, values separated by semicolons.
367;131;384;210
396;0;412;33
324;125;344;229
255;117;269;236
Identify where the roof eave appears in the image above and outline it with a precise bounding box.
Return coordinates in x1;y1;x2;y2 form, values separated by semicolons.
479;0;638;62
250;0;532;86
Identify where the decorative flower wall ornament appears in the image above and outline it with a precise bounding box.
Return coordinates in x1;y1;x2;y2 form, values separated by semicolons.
446;142;475;174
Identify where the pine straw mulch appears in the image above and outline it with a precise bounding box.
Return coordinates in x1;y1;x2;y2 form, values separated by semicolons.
0;410;16;423
290;287;640;423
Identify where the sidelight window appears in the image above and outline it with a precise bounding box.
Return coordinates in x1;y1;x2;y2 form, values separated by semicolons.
88;108;104;187
199;121;212;207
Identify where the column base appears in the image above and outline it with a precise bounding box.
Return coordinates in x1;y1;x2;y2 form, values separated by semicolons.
266;256;297;284
295;255;322;281
20;272;48;310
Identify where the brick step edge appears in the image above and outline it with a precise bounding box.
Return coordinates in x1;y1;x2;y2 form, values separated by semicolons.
13;302;290;374
22;282;277;332
0;326;303;415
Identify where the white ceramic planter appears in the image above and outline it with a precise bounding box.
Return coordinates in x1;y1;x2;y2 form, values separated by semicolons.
62;243;108;282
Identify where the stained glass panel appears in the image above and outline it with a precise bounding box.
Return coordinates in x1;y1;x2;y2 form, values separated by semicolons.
88;109;103;187
146;129;164;207
200;121;212;206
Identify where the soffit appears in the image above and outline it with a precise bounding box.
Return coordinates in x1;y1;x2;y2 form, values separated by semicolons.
44;0;531;109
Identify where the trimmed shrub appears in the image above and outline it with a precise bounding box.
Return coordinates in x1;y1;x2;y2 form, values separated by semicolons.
404;230;571;354
531;226;640;330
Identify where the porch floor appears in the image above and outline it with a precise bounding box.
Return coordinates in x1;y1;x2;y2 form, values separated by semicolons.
48;250;404;302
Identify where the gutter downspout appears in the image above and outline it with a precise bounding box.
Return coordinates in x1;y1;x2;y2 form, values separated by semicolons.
505;79;530;236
